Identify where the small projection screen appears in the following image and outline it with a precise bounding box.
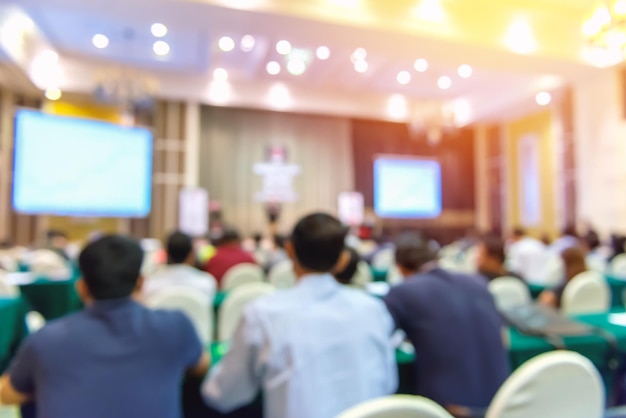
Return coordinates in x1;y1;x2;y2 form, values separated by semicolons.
373;156;442;219
13;110;153;217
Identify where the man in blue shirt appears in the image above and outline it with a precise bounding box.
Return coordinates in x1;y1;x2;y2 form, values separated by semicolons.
0;235;209;418
383;232;509;412
202;213;397;418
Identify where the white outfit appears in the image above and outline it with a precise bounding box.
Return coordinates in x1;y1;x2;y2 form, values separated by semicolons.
144;264;217;300
507;237;549;282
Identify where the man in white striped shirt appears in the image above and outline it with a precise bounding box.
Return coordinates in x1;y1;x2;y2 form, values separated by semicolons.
202;213;397;418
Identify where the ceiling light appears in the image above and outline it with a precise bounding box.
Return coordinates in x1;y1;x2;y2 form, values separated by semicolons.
316;46;331;60
92;34;109;49
266;61;281;75
396;71;411;85
504;17;537;55
354;60;368;73
213;68;228;82
268;83;291;109
413;58;429;72
535;91;551;106
44;87;62;101
153;40;170;56
38;49;59;64
330;0;359;7
457;64;472;78
387;94;408;120
276;40;292;55
287;58;306;76
208;81;231;104
218;36;235;52
437;76;452;90
240;34;255;52
413;0;447;23
615;0;626;16
151;23;168;38
351;47;367;63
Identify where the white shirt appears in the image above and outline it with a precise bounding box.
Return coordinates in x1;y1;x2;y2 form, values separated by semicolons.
507;237;549;283
202;273;397;418
144;264;217;300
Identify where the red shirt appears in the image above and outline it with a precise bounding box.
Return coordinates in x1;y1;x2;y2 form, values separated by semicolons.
205;245;256;287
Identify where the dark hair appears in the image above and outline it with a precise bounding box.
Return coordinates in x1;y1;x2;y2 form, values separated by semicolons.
166;231;193;264
290;213;348;272
610;234;626;262
561;247;587;282
252;233;263;245
584;230;600;251
78;235;144;300
47;230;67;240
512;227;526;238
562;225;578;238
395;232;436;272
481;234;506;264
215;228;241;247
273;234;285;249
335;247;360;285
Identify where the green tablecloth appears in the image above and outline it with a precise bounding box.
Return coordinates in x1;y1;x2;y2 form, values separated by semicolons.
19;279;82;320
370;267;388;283
0;297;28;373
529;275;626;309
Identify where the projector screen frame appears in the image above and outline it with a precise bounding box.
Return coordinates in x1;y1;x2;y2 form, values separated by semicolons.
11;109;154;218
373;154;443;220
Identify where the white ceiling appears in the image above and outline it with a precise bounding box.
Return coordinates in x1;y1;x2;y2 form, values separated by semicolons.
0;0;607;123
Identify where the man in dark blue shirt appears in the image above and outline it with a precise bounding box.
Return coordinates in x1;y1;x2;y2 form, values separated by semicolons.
0;235;209;418
383;232;509;412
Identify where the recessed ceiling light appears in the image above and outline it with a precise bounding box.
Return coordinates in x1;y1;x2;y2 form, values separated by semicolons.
457;64;472;78
316;46;331;60
151;23;167;38
266;61;281;75
208;81;231;104
241;34;255;52
213;68;228;82
351;47;367;63
44;87;62;101
535;91;551;106
354;60;368;73
397;71;411;85
268;83;291;109
153;40;170;56
437;76;452;90
92;34;109;49
387;94;408;120
218;36;235;52
414;58;428;72
287;58;306;76
276;40;292;55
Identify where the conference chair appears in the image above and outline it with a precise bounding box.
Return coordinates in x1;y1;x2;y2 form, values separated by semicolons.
371;247;395;270
335;395;454;418
611;254;626;278
488;277;532;311
222;263;265;291
351;261;374;289
560;271;610;316
218;282;275;341
28;249;71;279
485;351;604;418
586;253;607;274
146;287;213;345
386;265;403;285
267;260;296;288
0;272;18;296
540;255;565;287
26;311;46;333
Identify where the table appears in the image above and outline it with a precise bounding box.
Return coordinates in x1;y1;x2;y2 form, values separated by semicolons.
19;279;82;320
529;275;626;309
0;297;28;373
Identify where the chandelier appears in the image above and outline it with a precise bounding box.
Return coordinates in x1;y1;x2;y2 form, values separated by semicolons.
583;1;626;60
408;101;463;145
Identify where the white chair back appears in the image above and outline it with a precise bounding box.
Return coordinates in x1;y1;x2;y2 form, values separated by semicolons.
218;282;275;341
386;265;403;285
351;261;374;289
26;311;46;333
146;287;212;345
268;260;296;289
371;248;395;270
488;277;531;311
336;395;454;418
222;263;264;291
541;255;564;287
28;249;71;278
0;271;18;296
611;254;626;278
586;253;606;274
485;351;604;418
561;271;610;315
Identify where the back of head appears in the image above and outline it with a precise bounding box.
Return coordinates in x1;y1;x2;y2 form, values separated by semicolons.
512;227;526;239
166;231;193;264
611;234;626;255
562;224;578;238
215;228;241;247
334;247;360;285
79;235;144;300
583;230;600;252
273;234;285;249
561;246;587;282
395;231;436;273
481;234;506;264
290;213;348;272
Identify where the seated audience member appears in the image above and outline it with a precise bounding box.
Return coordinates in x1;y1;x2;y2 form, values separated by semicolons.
334;246;361;285
266;234;289;270
383;232;509;411
539;247;588;309
46;230;70;261
202;213;397;418
583;230;607;272
204;228;256;287
476;235;523;282
507;227;548;281
0;235;209;418
608;234;626;264
144;231;217;299
550;225;580;254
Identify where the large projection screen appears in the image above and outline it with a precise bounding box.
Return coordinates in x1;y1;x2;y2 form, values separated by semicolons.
373;156;442;219
13;110;153;217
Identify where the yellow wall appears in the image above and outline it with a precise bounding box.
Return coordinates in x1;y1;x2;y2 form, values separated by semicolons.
504;110;557;238
41;100;123;241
